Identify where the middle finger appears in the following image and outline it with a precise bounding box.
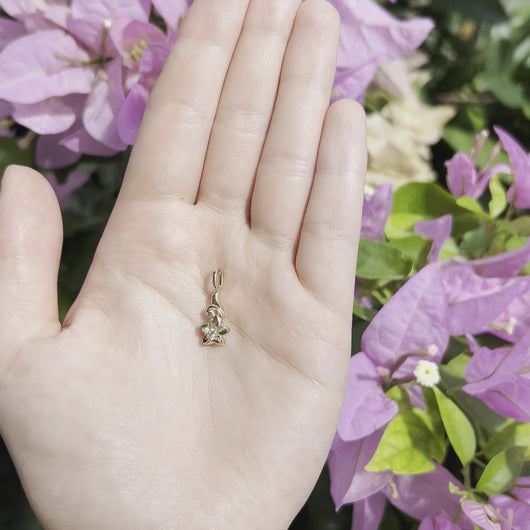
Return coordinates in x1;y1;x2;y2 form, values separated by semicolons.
196;0;301;216
250;0;341;250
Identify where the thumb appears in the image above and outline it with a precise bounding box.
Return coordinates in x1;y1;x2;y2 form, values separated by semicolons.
0;165;63;355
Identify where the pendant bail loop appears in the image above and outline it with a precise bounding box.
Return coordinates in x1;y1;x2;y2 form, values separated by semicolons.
213;268;224;290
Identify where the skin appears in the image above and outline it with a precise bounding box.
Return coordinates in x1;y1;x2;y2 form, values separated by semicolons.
0;0;366;528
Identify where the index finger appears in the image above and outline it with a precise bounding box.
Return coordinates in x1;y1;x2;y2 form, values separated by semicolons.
119;0;251;205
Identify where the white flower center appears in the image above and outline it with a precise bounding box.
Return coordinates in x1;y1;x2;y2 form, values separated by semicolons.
413;360;441;388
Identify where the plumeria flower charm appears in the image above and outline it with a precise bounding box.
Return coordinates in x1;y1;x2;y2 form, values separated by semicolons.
201;269;230;346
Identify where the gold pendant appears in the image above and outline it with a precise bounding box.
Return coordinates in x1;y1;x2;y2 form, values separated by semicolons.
201;269;230;346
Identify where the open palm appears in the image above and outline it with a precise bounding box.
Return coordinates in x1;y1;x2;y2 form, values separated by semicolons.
0;0;366;528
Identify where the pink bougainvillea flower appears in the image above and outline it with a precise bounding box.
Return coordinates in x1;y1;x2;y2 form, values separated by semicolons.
60;128;119;158
490;494;530;530
352;493;386;530
0;99;12;116
68;0;151;52
0;0;64;22
385;465;472;528
151;0;191;31
445;151;510;200
333;448;473;529
118;41;171;144
463;332;530;422
468;237;530;277
117;83;150;145
361;184;393;240
328;427;393;508
330;0;434;100
415;214;452;262
488;287;530;343
445;129;511;200
12;96;79;135
332;60;379;102
511;477;530;504
494;126;530;209
138;41;171;84
460;499;512;530
419;512;462;530
0;0;194;170
0;18;25;46
327;355;397;509
0;29;95;104
440;237;530;278
440;263;530;336
345;463;472;529
118;20;167;68
35;130;82;169
46;170;89;206
445;152;477;199
83;59;127;151
336;353;398;442
362;263;449;379
446;153;487;200
352;492;387;530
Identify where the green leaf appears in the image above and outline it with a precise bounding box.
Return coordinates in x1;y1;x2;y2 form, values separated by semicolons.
489;176;508;218
448;482;466;497
462;225;488;255
524;102;530;121
476;73;528;109
433;386;476;466
0;137;33;177
356;239;413;281
386;385;409;405
365;410;436;474
456;197;490;219
430;0;507;23
440;355;511;436
481;422;530;460
420;388;447;462
440;354;469;382
498;216;530;237
353;304;377;322
366;389;444;475
439;237;461;261
505;236;529;251
387;235;431;269
386;183;480;239
475;447;526;495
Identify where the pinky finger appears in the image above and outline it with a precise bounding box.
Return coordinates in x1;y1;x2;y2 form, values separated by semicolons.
295;99;366;311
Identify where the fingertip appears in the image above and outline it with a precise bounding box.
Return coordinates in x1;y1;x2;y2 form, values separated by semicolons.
2;164;59;206
321;98;367;183
298;0;341;36
0;164;63;251
328;99;366;130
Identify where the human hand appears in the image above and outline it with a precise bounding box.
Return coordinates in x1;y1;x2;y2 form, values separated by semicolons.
0;0;366;528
